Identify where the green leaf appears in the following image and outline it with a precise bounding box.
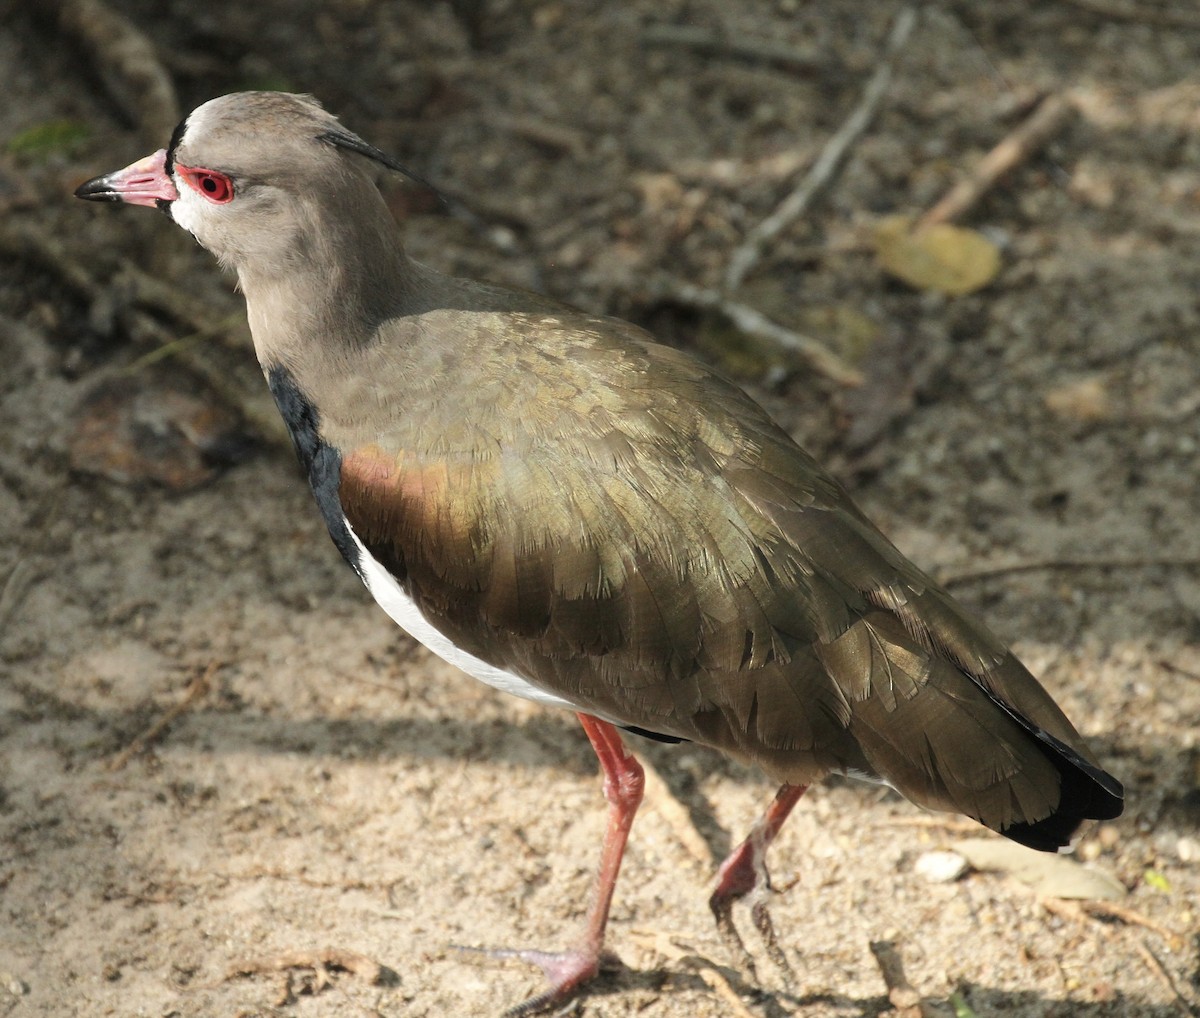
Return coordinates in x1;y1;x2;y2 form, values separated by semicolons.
950;990;980;1018
1143;868;1171;892
7;119;90;158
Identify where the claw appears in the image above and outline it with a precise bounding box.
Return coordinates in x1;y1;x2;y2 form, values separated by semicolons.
453;943;620;1016
749;895;796;990
709;884;759;982
452;715;644;1015
708;783;808;983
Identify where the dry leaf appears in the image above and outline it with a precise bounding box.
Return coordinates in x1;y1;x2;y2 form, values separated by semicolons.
955;838;1125;900
874;214;1001;296
70;366;253;491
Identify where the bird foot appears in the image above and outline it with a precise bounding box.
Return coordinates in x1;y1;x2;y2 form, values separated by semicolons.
710;887;796;990
454;942;619;1017
748;895;796;990
709;821;797;989
710;890;760;982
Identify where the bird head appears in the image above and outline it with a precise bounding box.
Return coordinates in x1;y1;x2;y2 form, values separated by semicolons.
76;91;420;276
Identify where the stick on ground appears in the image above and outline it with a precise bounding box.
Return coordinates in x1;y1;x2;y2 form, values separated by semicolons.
662;280;864;387
107;662;217;771
638;756;716;870
52;0;179;143
916;93;1075;231
1062;0;1200;29
1133;939;1196;1016
628;930;763;1018
937;555;1200;588
640;23;820;74
869;940;953;1018
723;6;917;292
1043;897;1186;952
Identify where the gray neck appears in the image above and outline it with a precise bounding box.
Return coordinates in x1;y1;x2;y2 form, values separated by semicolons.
238;183;415;372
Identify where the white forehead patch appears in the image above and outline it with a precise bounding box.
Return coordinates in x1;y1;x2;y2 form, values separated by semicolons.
167;97;231;242
176;96;221;151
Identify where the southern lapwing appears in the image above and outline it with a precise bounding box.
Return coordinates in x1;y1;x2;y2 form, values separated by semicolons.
76;91;1123;1015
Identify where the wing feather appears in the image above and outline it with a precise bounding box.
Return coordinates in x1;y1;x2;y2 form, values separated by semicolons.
326;307;1120;844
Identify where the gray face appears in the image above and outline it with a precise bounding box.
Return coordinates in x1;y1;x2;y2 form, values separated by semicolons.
166;92;368;273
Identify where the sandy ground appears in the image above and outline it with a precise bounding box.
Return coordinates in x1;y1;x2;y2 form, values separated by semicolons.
1;2;1198;1016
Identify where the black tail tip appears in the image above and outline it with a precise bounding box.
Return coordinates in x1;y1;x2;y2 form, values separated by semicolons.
1003;761;1124;852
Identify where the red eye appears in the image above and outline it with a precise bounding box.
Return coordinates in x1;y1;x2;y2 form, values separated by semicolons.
176;164;234;204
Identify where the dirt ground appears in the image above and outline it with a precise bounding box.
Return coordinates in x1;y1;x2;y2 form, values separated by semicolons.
1;2;1198;1016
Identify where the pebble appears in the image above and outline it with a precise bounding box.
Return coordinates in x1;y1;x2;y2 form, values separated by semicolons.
914;850;969;883
0;972;28;996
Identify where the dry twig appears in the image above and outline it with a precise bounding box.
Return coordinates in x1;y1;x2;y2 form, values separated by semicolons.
1134;939;1197;1016
724;7;917;292
869;941;952;1018
1080;901;1184;950
4;218;285;448
937;556;1200;588
0;561;36;637
661;280;864;387
107;663;216;770
883;815;986;834
1043;897;1186;952
0;220;103;303
216;866;399;893
491;113;588;158
1041;896;1103;931
1157;659;1200;683
0;221;242;349
0;493;63;640
51;0;179;142
122;313;247;373
916;93;1075;231
639;756;716;870
628;930;762;1018
114;262;245;339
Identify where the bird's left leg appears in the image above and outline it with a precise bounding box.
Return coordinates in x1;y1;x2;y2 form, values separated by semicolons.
493;713;645;1017
708;782;808;983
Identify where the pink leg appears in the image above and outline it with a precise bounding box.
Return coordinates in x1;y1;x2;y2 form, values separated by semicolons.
493;713;645;1017
709;783;808;981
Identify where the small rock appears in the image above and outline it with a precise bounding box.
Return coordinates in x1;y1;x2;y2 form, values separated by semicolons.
1044;375;1112;423
914;850;969;883
0;971;28;996
1176;837;1199;864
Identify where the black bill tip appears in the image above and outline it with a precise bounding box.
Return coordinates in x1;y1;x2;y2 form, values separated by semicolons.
74;175;123;202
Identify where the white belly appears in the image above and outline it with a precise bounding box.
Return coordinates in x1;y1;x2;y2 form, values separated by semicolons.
344;522;578;711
